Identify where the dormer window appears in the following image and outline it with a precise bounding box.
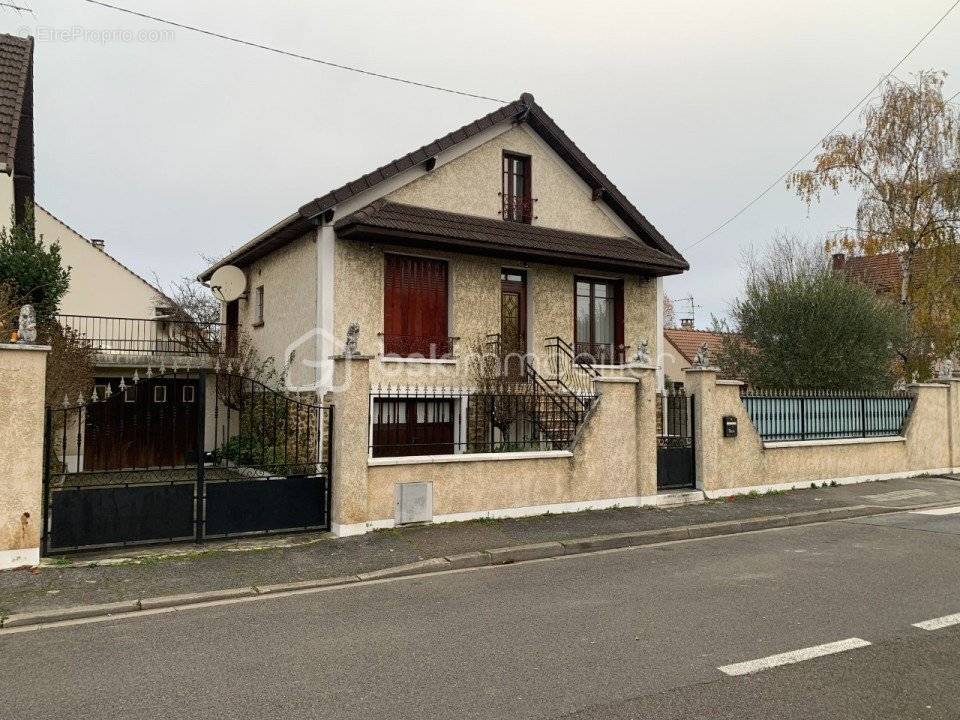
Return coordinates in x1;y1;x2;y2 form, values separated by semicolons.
502;152;532;224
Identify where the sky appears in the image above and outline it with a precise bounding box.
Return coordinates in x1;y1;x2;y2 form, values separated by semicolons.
2;0;958;326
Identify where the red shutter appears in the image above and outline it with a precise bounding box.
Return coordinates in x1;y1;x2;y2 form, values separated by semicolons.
384;254;448;356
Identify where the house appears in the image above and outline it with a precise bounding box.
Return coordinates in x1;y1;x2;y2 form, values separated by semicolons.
0;33;228;471
662;323;739;386
0;33;33;231
202;91;687;408
201;92;691;533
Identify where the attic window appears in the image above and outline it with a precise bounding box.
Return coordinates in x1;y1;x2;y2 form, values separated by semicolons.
502;152;532;224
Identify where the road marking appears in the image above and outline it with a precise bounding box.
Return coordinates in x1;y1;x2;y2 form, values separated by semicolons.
913;613;960;631
861;489;934;502
718;638;872;676
910;506;960;516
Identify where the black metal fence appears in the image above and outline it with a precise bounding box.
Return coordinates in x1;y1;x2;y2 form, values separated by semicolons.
740;389;914;442
56;314;233;356
369;383;596;457
43;369;332;553
545;336;599;397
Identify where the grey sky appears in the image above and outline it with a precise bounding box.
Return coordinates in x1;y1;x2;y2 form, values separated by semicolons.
3;0;958;324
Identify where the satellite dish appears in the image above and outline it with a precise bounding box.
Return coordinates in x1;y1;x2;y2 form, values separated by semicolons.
209;265;246;302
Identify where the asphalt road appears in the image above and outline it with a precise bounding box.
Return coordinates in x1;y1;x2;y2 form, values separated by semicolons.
3;506;960;719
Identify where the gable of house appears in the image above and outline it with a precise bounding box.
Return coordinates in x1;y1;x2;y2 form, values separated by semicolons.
201;92;687;282
36;205;167;320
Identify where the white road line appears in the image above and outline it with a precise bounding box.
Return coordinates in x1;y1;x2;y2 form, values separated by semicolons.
910;505;960;516
718;638;872;676
913;613;960;631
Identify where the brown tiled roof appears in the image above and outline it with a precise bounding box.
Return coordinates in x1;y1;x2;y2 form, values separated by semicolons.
334;200;686;274
201;92;687;279
835;253;903;295
0;34;32;173
664;328;737;366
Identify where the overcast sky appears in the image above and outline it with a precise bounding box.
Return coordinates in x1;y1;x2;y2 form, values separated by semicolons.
3;0;958;325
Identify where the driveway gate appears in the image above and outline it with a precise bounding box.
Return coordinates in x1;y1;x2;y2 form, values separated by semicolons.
656;387;695;490
42;369;332;554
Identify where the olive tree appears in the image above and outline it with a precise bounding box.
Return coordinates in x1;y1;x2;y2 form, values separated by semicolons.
719;235;904;391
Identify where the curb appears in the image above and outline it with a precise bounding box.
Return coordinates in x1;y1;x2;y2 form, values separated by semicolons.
0;503;917;630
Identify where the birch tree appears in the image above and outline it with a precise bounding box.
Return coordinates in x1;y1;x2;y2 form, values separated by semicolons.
789;71;960;378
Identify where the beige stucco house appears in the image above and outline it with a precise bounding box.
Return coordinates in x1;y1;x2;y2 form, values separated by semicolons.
203;93;687;392
202;93;692;533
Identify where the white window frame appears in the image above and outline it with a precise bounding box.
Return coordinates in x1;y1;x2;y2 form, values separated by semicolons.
153;385;167;403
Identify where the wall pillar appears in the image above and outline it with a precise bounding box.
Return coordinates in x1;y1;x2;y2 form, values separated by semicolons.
630;365;659;498
682;367;719;491
329;355;372;535
946;379;960;472
0;343;50;569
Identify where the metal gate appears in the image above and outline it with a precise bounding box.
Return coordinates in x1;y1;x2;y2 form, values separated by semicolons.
42;368;332;554
656;388;695;490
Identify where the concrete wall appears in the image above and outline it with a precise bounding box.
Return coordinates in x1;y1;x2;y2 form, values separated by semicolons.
333;239;660;387
329;355;660;535
685;368;959;495
236;230;318;390
0;173;13;234
36;206;160;319
0;343;48;569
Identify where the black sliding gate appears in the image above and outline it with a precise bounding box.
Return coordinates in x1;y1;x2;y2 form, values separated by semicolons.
42;370;332;554
656;388;696;490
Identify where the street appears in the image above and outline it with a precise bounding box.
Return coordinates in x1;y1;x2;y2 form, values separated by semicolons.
3;508;960;719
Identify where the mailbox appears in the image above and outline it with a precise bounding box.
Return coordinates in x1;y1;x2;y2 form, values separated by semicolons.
722;415;738;438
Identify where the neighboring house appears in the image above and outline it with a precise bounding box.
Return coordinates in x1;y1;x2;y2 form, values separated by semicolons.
833;250;959;376
202;92;689;460
663;323;740;386
0;33;34;230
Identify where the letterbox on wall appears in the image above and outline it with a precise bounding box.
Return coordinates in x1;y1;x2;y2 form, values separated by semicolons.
722;416;738;438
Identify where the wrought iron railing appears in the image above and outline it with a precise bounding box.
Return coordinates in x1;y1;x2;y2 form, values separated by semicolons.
501;193;534;223
379;333;458;359
740;389;914;442
574;341;625;366
546;336;599;397
56;314;235;357
369;382;595;458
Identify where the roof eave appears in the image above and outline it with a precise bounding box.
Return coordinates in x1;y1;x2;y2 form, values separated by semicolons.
336;222;687;277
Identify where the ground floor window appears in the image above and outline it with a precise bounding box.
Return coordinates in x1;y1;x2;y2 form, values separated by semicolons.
371;398;455;457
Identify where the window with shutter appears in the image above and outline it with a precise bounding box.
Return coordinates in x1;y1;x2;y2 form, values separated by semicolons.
383;254;450;358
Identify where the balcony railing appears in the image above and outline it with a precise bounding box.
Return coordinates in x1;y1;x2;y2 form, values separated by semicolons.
501;194;533;223
57;314;236;357
573;341;625;366
379;334;458;359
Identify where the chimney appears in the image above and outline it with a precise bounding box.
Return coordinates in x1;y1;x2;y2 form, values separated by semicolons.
832;253;846;271
90;239;106;249
680;318;694;329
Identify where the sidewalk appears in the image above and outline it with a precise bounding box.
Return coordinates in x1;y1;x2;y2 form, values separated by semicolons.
2;475;959;622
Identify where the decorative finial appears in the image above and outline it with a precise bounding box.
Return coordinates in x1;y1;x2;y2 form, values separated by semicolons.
633;338;651;365
344;322;360;357
693;343;710;369
145;365;153;379
132;369;140;384
16;305;37;344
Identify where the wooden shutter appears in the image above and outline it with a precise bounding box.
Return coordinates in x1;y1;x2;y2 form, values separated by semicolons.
384;254;448;356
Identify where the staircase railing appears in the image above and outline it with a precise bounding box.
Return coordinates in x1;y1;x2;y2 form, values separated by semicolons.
483;333;596;449
545;336;600;401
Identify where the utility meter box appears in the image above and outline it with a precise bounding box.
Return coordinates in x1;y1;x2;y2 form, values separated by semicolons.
722;416;738;438
395;482;433;525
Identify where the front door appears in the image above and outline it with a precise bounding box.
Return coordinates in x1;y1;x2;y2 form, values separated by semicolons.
500;270;527;377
